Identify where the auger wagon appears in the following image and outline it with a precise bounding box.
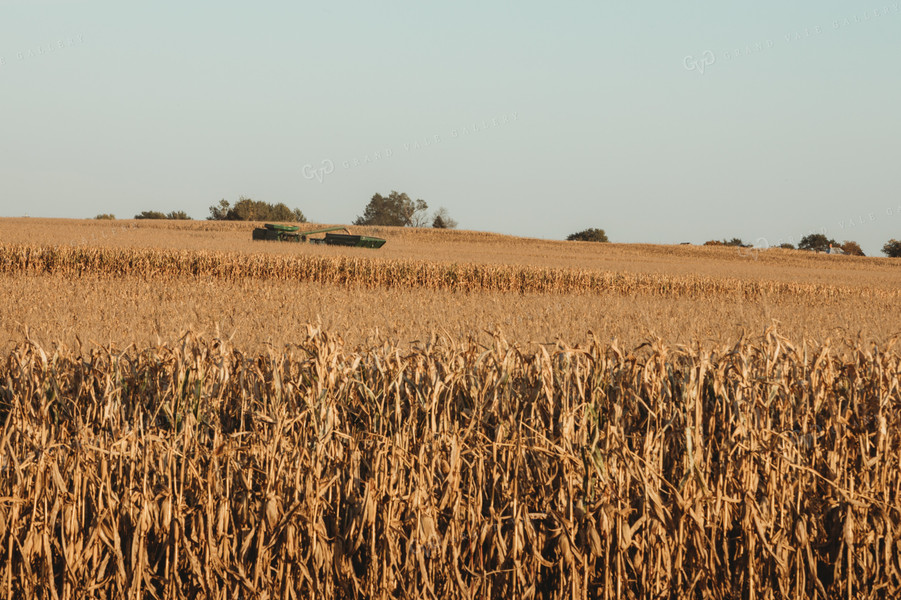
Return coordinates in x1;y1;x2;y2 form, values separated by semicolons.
252;224;386;248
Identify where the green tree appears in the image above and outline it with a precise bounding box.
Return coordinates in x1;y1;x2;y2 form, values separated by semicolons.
798;233;836;252
354;191;428;227
135;210;167;220
883;239;901;258
431;207;458;229
166;211;192;220
778;243;795;249
94;213;116;220
840;241;865;256
209;199;231;221
208;197;307;222
567;228;609;243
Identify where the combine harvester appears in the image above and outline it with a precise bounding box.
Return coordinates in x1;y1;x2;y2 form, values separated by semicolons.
252;224;386;248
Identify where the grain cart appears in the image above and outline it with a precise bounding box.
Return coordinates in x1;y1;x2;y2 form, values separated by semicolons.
252;224;386;248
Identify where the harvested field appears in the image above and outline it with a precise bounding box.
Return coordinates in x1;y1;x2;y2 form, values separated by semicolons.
5;273;901;356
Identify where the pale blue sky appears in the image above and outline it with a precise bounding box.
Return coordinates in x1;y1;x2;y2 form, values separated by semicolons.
2;1;899;254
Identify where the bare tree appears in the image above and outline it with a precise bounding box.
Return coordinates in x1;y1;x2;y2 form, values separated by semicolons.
431;207;458;229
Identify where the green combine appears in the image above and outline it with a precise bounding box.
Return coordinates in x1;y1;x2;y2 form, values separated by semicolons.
252;224;386;249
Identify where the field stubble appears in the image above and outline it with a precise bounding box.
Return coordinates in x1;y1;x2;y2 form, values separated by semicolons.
1;273;899;354
0;218;899;353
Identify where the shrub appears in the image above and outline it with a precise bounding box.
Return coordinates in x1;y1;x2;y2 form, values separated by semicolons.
94;214;116;220
209;197;307;222
703;238;748;247
134;211;167;220
567;228;609;243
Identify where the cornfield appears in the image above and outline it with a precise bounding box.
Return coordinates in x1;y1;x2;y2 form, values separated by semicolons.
1;327;899;598
1;243;897;301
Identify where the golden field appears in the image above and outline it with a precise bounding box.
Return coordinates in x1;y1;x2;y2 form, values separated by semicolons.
0;217;900;598
0;217;899;352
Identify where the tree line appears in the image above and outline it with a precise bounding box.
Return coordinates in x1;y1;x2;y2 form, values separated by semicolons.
93;198;901;257
351;191;457;228
700;234;901;256
94;191;457;229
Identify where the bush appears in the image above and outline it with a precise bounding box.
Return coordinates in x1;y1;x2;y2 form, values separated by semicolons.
94;214;116;220
883;239;901;258
134;210;193;220
567;228;609;243
703;238;748;247
134;211;167;220
778;243;795;249
209;197;306;222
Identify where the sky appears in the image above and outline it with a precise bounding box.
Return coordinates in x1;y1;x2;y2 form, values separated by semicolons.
1;1;899;255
